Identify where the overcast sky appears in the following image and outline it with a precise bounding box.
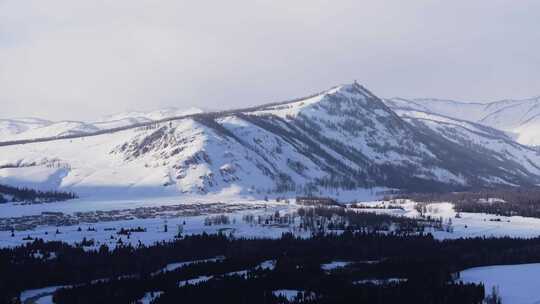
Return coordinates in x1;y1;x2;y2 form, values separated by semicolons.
1;0;539;121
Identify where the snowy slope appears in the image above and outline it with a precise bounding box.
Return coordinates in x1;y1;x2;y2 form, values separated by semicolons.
99;107;203;123
245;84;464;188
92;117;153;130
397;109;540;185
386;97;540;146
0;118;51;139
480;97;540;145
0;107;204;143
6;121;100;141
386;98;488;123
461;263;540;304
1;83;540;200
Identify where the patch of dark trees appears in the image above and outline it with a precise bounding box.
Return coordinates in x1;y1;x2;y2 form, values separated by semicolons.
296;197;340;206
0;184;77;204
54;270;483;304
297;206;446;234
397;188;540;218
5;232;540;303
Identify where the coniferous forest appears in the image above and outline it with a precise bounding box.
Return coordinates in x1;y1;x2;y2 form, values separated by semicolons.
398;188;540;218
0;184;77;204
4;231;540;303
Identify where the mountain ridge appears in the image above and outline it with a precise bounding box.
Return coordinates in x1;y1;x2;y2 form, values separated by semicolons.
1;83;540;200
0;107;204;145
385;96;540;146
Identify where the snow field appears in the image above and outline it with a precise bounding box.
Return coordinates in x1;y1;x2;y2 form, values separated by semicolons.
460;263;540;304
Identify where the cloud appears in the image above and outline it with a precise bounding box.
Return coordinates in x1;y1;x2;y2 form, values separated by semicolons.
1;0;539;120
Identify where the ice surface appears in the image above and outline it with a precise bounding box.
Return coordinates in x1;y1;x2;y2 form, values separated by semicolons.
460;263;540;304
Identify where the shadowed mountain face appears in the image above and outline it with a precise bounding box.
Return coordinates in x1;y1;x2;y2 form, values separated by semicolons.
1;83;540;199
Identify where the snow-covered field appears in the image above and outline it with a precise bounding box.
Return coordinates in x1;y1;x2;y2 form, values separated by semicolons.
19;259;276;304
11;198;540;304
20;285;67;304
0;193;266;218
271;290;304;301
0;198;304;249
460;263;540;304
321;261;352;272
137;291;163;304
153;257;225;275
356;200;540;239
3;197;540;249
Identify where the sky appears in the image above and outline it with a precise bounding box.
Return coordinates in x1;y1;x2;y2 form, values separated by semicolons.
1;0;539;121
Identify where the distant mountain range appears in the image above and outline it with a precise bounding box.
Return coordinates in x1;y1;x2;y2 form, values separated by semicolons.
1;83;539;200
385;96;540;146
0;107;203;142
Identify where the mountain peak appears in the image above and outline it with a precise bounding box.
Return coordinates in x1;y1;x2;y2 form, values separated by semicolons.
249;82;383;119
327;82;376;98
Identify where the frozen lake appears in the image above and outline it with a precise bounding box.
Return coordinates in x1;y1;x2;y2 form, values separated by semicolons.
460;263;540;304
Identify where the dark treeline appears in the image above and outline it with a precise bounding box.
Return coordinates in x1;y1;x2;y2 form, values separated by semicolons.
297;206;447;233
0;184;77;204
54;269;483;304
4;232;540;303
239;205;446;235
396;188;540;218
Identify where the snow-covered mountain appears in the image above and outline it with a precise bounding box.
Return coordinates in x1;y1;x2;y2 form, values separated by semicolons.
0;107;203;143
8;121;101;141
99;107;203;123
385;97;540;146
1;83;540;200
0;118;52;139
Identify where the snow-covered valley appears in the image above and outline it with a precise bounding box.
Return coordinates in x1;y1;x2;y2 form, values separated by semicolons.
9;196;540;304
4;196;540;250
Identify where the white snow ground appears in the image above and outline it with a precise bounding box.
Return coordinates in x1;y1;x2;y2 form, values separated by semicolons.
353;278;407;285
321;261;352;271
271;290;303;301
355;200;540;239
12;198;540;304
178;276;213;287
20;285;68;304
460;263;540;304
34;295;53;304
4;198;540;250
0;200;303;249
137;291;163;304
153;256;225;275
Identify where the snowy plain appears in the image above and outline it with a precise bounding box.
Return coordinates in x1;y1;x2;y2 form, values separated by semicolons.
4;196;540;250
0;198;302;249
460;263;540;304
10;197;540;304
